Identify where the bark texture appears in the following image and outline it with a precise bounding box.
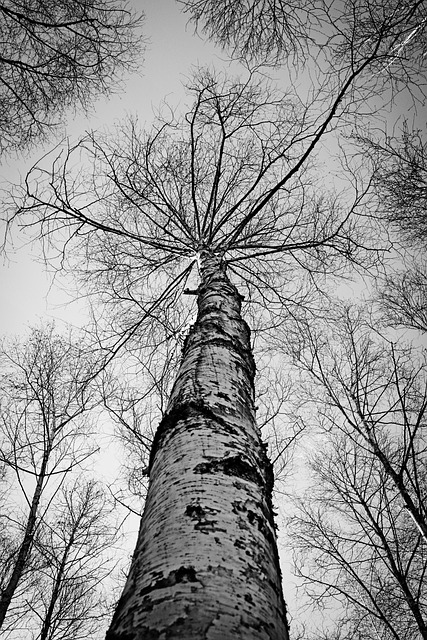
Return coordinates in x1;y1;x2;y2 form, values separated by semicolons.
106;251;289;639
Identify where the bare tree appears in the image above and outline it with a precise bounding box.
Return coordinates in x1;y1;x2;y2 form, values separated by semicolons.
8;64;376;637
178;0;319;62
289;431;427;640
286;305;427;541
0;325;101;631
376;262;427;333
349;124;427;334
282;304;427;638
178;0;427;92
358;126;427;249
4;0;426;634
101;373;154;514
0;0;144;156
25;479;122;640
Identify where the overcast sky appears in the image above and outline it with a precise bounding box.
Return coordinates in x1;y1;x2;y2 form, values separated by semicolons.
4;6;422;631
0;0;239;335
1;0;412;336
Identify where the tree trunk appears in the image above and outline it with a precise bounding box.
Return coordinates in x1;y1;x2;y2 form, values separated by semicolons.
0;449;50;629
106;251;289;639
39;531;75;640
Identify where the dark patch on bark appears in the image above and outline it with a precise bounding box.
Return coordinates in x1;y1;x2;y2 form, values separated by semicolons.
261;441;275;494
185;504;206;518
206;564;234;578
257;445;279;533
184;504;225;534
149;401;241;472
148;403;190;471
172;617;186;627
131;567;200;601
134;628;160;640
105;629;138;640
239;616;275;634
247;508;269;536
217;391;230;400
232;500;274;545
243;564;264;582
194;454;264;487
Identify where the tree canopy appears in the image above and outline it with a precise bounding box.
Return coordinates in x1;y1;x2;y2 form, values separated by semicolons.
0;0;144;156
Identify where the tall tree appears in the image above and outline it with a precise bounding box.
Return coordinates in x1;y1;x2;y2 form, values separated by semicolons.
107;250;290;638
0;0;144;156
0;325;100;631
5;0;426;636
11;66;375;637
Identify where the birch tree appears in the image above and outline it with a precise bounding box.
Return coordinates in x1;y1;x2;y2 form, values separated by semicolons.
9;64;378;638
0;326;101;632
5;0;426;634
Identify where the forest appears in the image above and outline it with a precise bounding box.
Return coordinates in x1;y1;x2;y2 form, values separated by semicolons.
0;0;426;638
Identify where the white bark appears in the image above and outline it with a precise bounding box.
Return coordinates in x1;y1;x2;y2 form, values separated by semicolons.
106;251;289;639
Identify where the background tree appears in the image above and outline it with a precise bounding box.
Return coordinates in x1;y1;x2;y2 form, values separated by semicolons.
282;305;427;638
178;0;427;94
290;430;427;640
354;126;427;334
26;479;122;640
376;263;427;333
101;372;155;514
0;325;101;631
0;0;144;156
359;127;427;249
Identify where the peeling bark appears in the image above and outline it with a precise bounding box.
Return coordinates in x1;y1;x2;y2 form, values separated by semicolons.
106;251;289;639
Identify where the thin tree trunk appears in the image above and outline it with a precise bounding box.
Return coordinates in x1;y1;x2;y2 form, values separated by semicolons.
106;251;289;639
0;450;50;629
39;532;75;640
357;409;427;543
